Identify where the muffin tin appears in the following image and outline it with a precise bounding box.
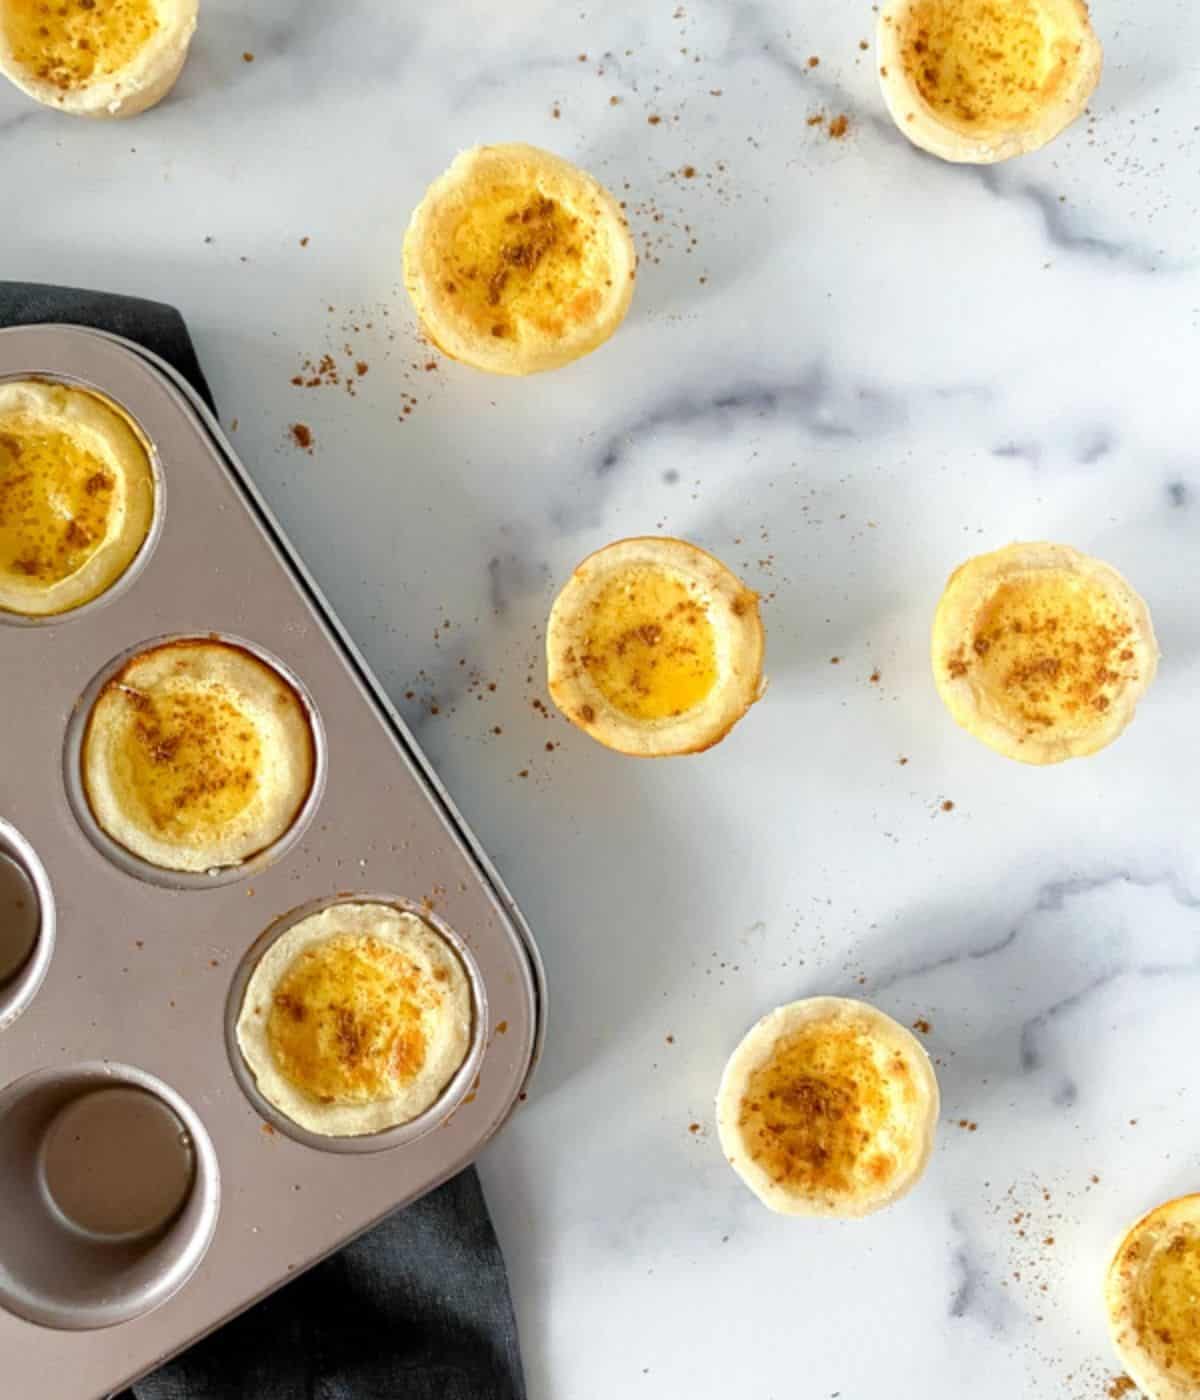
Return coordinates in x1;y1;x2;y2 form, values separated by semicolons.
0;323;545;1399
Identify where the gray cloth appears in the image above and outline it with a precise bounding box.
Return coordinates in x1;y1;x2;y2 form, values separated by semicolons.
128;1172;525;1400
0;282;526;1400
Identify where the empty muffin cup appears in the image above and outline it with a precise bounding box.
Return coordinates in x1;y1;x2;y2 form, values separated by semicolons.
0;818;55;1031
0;1063;220;1330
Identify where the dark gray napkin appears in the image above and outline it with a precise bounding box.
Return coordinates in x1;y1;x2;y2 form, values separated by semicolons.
0;282;526;1400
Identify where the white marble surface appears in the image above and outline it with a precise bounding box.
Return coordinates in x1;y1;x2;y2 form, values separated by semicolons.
4;1;1200;1395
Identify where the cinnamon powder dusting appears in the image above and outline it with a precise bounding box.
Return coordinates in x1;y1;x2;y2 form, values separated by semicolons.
948;573;1141;737
737;1021;906;1198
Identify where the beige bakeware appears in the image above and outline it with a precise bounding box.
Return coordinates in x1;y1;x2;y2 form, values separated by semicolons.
0;323;545;1400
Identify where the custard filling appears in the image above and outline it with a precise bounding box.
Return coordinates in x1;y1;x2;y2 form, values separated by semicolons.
737;1022;912;1197
898;0;1077;132
1138;1226;1200;1382
108;685;263;848
441;189;604;343
951;572;1139;736
266;934;436;1105
0;424;116;586
2;0;160;91
581;566;719;721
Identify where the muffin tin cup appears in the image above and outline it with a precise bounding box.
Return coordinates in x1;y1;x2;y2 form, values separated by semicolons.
0;818;55;1031
0;323;545;1400
0;1063;220;1332
225;895;489;1154
0;373;167;630
62;632;329;891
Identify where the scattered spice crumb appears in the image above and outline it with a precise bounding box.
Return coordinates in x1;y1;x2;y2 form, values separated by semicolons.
665;1034;675;1044
551;104;561;119
299;236;309;247
957;1119;978;1132
898;756;909;765
830;656;841;665
869;669;881;683
859;38;870;49
807;113;824;126
355;360;369;376
518;770;529;779
808;55;820;67
688;1123;701;1134
828;114;850;140
912;1018;932;1035
681;164;697;178
609;95;621;105
496;1020;509;1035
1107;1378;1136;1399
941;800;955;812
242;51;254;62
261;1123;276;1136
647;114;662;125
289;423;313;451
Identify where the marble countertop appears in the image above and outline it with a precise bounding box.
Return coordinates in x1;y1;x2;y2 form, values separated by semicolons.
4;1;1199;1396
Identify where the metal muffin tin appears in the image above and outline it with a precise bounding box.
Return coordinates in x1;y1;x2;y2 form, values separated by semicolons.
0;323;546;1400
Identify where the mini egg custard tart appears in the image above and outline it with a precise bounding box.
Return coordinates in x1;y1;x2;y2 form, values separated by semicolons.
716;997;939;1219
546;536;764;757
0;379;156;618
1106;1195;1200;1400
877;0;1101;163
0;0;198;119
403;143;637;375
236;903;474;1137
932;542;1157;765
82;639;316;874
